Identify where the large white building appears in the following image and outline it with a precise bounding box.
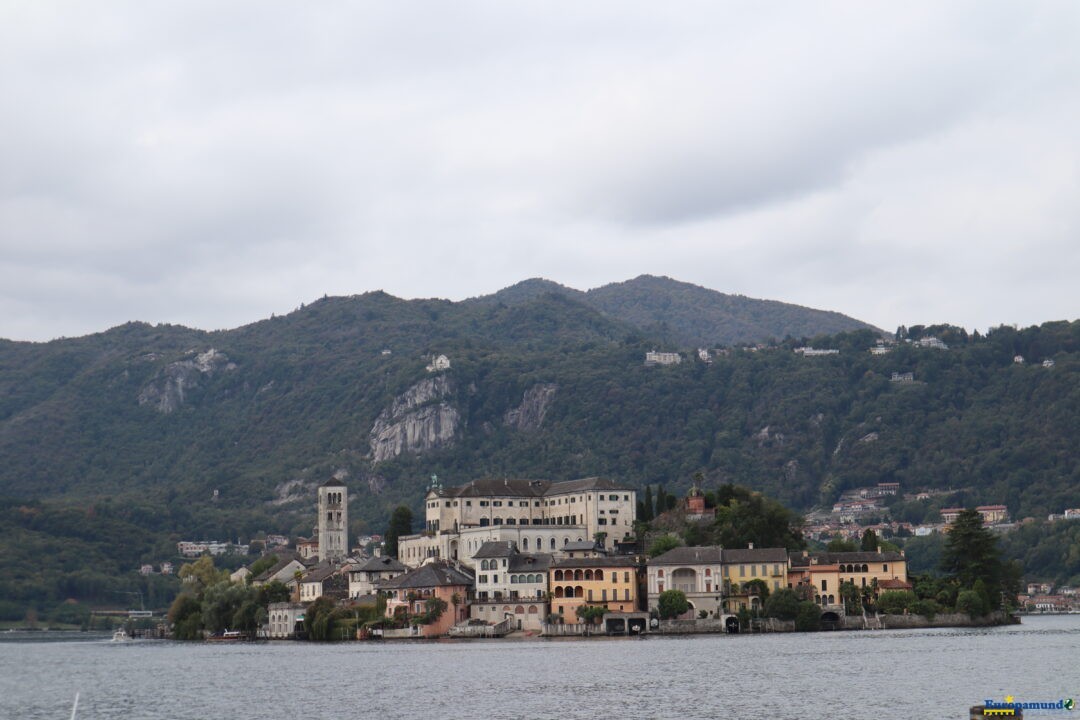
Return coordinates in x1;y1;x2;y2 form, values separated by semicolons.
398;477;636;567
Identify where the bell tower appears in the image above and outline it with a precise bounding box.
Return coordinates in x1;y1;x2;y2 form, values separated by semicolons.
317;478;348;562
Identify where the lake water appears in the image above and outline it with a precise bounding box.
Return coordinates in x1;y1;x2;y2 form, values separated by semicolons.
1;615;1077;719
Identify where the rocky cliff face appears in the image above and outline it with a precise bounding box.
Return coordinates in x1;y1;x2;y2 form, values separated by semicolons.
369;375;459;463
504;383;558;432
137;349;236;414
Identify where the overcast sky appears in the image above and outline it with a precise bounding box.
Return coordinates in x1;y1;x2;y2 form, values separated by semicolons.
1;2;1078;342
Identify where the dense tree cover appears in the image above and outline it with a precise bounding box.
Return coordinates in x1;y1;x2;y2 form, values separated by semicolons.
0;287;1075;612
166;557;290;640
998;519;1080;586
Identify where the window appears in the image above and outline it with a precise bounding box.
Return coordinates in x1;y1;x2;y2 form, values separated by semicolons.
598;518;607;525
601;589;607;601
520;501;528;507
739;566;745;577
821;579;828;591
883;564;888;572
773;564;780;576
444;501;450;507
657;569;664;578
609;494;618;501
479;501;488;507
466;501;472;507
493;501;502;507
624;572;630;583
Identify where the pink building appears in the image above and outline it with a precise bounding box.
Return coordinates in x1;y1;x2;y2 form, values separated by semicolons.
377;561;473;638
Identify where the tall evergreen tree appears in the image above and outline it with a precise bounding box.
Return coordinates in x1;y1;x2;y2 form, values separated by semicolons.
642;485;654;522
941;508;1003;606
384;505;414;560
861;528;879;552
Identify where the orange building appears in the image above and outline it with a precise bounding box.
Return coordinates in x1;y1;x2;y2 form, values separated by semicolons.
787;550;908;609
549;556;640;620
377;561;473;638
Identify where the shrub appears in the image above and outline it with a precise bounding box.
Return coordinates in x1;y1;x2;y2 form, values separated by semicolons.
909;599;939;619
648;535;682;558
764;588;800;620
956;590;987;617
794;601;822;631
877;590;917;615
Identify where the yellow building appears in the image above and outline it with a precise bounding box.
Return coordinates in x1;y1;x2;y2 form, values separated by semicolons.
786;550;909;609
549;556;639;620
719;547;789;613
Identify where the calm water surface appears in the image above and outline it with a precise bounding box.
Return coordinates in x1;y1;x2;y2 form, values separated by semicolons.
1;615;1078;719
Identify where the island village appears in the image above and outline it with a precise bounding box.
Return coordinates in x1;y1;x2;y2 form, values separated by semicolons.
180;475;931;641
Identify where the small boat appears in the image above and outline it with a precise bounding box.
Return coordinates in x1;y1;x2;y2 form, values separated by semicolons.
111;629;131;642
206;629;245;642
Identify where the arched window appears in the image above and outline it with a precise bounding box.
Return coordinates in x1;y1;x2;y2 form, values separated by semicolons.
522;538;529;550
564;586;574;598
574;569;583;581
515;606;525;615
575;585;584;598
554;570;563;581
861;564;869;573
657;569;664;578
584;570;593;581
555;586;565;598
705;568;712;577
494;517;503;525
595;570;604;581
550;538;556;550
528;605;538;614
563;537;569;546
577;537;583;543
510;575;517;584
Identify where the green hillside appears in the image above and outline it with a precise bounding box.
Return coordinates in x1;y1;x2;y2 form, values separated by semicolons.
0;280;1077;614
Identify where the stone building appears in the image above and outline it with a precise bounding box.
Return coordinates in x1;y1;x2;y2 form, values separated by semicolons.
317;478;348;562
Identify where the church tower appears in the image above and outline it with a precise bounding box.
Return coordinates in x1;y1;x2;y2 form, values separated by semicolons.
317;478;348;562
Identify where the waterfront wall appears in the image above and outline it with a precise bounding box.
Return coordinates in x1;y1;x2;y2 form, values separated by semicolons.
658;618;726;634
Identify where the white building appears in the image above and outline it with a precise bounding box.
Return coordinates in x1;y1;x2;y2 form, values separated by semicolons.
795;347;840;356
266;602;306;639
470;541;551;632
915;337;949;350
348;556;406;598
398;477;637;567
645;350;681;366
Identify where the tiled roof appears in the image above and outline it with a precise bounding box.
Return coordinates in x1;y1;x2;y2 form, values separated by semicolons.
508;553;553;572
376;561;474;590
722;548;789;564
252;555;305;583
551;556;639;569
320;478;346;487
649;546;724;565
563;541;603;552
351;556;406;573
788;550;906;568
473;541;517;559
435;477;630;499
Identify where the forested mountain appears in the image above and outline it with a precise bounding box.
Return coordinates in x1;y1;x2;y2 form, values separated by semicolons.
468;274;880;346
0;280;1077;616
